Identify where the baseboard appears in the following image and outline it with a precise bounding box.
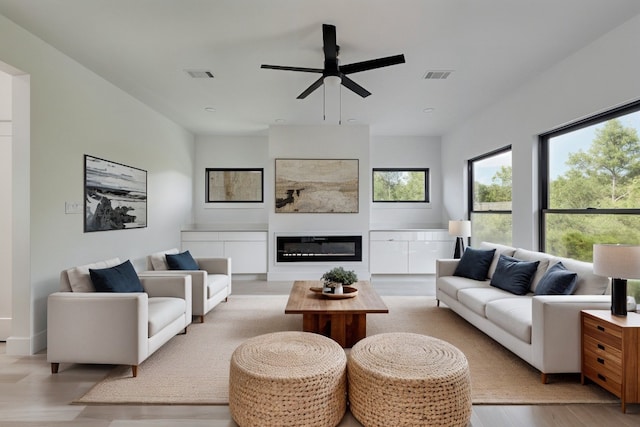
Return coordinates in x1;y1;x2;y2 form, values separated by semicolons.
5;328;47;356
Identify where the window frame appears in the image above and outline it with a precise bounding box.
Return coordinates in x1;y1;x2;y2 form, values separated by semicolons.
467;145;513;246
538;99;640;253
372;167;430;203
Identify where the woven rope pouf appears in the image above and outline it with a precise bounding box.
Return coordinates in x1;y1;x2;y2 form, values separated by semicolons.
229;331;347;427
348;332;472;427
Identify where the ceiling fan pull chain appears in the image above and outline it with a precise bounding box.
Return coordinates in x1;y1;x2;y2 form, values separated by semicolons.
323;83;326;121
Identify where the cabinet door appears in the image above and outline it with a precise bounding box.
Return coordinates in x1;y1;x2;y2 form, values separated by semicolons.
181;241;224;258
370;240;408;274
224;241;268;273
409;241;454;273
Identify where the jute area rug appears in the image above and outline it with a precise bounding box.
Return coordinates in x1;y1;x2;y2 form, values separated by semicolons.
75;295;616;405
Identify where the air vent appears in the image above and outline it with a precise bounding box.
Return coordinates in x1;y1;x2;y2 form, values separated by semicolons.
185;70;214;79
423;70;453;80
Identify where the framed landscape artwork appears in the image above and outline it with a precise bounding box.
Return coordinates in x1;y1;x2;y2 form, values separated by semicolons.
275;158;359;213
206;168;264;203
84;155;147;232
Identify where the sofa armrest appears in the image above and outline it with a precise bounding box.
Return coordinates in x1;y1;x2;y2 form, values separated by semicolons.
531;295;611;376
436;259;459;278
197;257;231;276
138;274;192;300
47;292;148;366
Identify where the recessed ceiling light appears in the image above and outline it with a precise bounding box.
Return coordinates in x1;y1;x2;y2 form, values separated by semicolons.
204;107;216;112
423;108;435;113
347;118;357;123
275;118;286;123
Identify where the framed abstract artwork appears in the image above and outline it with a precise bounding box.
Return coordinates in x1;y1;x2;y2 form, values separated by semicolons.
206;168;264;203
275;158;359;213
84;155;147;232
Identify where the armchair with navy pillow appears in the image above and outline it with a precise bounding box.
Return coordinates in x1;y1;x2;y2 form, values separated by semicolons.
145;249;232;323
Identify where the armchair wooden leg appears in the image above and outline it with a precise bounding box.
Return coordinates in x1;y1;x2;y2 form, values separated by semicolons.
51;363;59;374
199;315;205;323
541;373;548;384
436;299;440;307
132;365;138;378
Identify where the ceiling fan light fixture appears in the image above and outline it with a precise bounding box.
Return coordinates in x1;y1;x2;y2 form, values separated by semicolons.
324;75;342;87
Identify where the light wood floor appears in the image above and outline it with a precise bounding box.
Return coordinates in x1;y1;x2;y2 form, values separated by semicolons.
1;277;638;426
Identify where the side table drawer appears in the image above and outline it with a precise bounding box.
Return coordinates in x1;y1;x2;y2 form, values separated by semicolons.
583;316;622;348
583;364;622;396
583;334;623;366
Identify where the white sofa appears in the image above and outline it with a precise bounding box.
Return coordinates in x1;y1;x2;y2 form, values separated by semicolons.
436;242;612;383
146;249;232;323
48;258;192;377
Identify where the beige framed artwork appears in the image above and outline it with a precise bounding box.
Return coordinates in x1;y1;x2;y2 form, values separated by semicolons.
274;158;359;213
206;168;264;203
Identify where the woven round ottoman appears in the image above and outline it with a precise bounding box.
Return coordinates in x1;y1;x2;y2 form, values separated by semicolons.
348;332;471;427
229;331;347;427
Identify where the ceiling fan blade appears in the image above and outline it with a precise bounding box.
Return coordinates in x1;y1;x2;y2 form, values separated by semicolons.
340;54;406;74
297;76;325;99
340;74;371;98
323;24;338;62
261;64;323;73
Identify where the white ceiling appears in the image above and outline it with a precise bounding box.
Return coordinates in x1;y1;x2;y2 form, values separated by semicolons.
1;0;639;137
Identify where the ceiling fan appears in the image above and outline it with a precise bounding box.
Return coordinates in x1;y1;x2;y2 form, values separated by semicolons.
261;24;405;99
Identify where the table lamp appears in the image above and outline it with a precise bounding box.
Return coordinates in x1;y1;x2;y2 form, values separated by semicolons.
593;244;640;316
449;220;471;259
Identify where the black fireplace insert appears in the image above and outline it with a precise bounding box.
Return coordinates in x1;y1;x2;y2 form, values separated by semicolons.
276;235;362;263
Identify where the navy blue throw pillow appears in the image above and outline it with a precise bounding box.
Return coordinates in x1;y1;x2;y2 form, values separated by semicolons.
490;254;539;295
166;250;199;270
453;248;496;281
535;262;578;295
89;260;144;293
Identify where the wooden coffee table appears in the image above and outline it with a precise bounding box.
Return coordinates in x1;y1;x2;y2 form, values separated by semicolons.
285;280;388;348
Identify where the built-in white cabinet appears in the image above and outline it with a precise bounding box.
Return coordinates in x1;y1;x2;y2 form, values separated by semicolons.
181;231;268;274
369;230;454;274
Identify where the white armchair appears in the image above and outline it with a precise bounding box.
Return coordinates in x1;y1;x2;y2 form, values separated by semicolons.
146;249;232;323
47;258;192;377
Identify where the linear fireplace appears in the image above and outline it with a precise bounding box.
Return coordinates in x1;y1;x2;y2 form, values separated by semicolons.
276;235;362;263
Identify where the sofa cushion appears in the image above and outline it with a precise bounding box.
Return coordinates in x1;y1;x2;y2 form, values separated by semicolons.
166;250;200;270
457;287;515;317
149;248;180;270
454;247;496;281
438;276;490;300
89;260;144;293
534;262;578;295
512;248;556;291
480;242;516;278
66;258;121;292
490;255;539;296
148;297;187;337
556;257;609;295
485;297;533;344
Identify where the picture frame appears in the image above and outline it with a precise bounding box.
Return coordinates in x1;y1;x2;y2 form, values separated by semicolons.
275;158;359;213
206;168;264;203
84;155;147;232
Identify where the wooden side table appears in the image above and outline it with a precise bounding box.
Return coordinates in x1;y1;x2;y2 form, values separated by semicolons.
581;309;640;413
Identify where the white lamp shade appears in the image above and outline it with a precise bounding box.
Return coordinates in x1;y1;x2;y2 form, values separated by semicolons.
448;220;471;238
593;244;640;279
324;75;342;87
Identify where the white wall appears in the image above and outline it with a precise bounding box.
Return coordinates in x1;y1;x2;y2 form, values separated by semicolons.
370;135;444;229
441;13;640;250
194;135;268;226
0;70;11;339
0;14;195;354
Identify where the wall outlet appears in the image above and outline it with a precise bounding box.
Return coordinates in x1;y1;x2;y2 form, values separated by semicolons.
65;201;83;215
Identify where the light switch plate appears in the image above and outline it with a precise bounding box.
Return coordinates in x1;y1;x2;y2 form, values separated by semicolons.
65;201;83;214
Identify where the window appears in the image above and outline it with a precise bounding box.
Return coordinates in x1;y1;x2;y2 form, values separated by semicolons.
468;147;512;247
540;100;640;299
372;168;429;202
